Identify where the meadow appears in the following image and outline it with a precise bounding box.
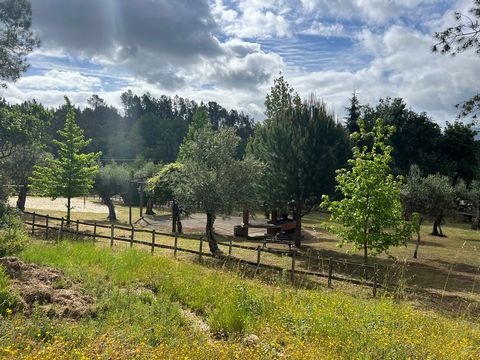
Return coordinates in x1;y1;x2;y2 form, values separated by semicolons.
1;240;480;359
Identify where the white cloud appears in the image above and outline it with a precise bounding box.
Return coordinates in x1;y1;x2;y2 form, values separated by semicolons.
212;0;292;38
302;22;346;37
288;24;479;125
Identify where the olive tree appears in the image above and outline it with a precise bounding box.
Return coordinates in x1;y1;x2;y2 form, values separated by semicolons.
146;162;184;233
175;126;262;255
94;163;130;221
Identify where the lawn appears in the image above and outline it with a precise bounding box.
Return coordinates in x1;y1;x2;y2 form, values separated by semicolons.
1;240;479;359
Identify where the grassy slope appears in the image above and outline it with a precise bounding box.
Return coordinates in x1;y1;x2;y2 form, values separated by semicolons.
0;240;479;359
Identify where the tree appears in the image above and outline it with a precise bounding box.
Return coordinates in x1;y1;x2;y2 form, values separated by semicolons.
94;164;130;221
264;75;301;120
467;180;480;229
423;174;456;237
322;119;414;264
175;126;262;254
177;105;209;161
146;162;184;233
433;0;480;119
344;91;361;134
0;0;39;87
441;121;478;185
29;98;101;224
357;97;443;176
0;102;50;160
400;165;429;258
249;89;350;246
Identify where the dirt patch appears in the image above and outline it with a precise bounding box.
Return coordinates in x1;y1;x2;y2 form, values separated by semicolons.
8;196;107;214
0;257;92;318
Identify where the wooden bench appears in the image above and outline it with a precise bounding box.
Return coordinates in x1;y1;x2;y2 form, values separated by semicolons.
263;233;294;250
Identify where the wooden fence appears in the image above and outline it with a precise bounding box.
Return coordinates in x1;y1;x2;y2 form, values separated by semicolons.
23;211;380;297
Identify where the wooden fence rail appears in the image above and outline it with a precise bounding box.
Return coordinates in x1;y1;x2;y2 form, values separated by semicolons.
23;211;380;296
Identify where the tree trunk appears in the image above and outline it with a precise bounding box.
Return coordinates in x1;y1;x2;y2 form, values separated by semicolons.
472;208;480;230
431;216;445;237
363;240;368;265
206;212;220;255
172;199;181;233
145;197;155;215
67;196;72;225
413;217;423;259
16;184;28;211
294;200;303;247
177;217;183;234
101;195;117;221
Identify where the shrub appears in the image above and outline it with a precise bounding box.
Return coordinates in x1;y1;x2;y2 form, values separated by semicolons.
0;202;28;256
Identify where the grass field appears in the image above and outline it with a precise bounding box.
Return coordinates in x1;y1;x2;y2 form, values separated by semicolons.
1;240;479;359
18;196;480;319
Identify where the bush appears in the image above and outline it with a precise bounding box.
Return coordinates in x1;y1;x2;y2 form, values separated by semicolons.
0;202;28;257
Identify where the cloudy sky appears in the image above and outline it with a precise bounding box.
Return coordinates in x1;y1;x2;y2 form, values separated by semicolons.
1;0;478;124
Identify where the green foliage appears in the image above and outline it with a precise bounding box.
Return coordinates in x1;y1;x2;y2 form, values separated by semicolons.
0;266;19;316
250;90;350;245
94;163;130;199
0;102;51;160
146;162;183;204
441;121;478;184
423;174;457;222
29;97;101;222
176;126;262;252
176;127;262;215
322;119;414;263
264;75;301;119
177;105;210;161
0;203;28;256
400;165;429;218
0;0;40;87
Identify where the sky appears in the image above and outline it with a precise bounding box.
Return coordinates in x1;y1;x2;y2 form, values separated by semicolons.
1;0;479;125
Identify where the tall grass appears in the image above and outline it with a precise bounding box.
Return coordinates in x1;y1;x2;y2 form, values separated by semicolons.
0;240;478;359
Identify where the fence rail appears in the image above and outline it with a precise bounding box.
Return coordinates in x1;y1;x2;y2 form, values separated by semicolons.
23;211;379;297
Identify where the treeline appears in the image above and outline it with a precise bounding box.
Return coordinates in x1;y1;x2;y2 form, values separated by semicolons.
1;77;480;259
45;91;254;162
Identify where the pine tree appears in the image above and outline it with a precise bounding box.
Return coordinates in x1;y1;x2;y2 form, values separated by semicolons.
345;91;361;133
30;98;101;224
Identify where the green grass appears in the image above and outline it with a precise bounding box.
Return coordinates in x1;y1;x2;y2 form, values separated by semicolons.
0;240;479;359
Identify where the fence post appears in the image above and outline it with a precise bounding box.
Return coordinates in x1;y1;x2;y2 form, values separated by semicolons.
328;258;333;288
199;237;203;261
129;205;132;225
75;219;79;238
373;263;378;298
151;230;155;254
130;227;134;248
31;212;36;235
45;215;49;240
229;238;233;257
110;224;115;248
93;223;97;242
291;249;296;282
256;246;261;267
174;232;178;257
59;217;64;242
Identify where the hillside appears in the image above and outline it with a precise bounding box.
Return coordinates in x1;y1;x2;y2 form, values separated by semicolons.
0;240;479;359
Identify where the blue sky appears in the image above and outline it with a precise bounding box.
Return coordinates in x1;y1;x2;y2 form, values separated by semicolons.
2;0;478;125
